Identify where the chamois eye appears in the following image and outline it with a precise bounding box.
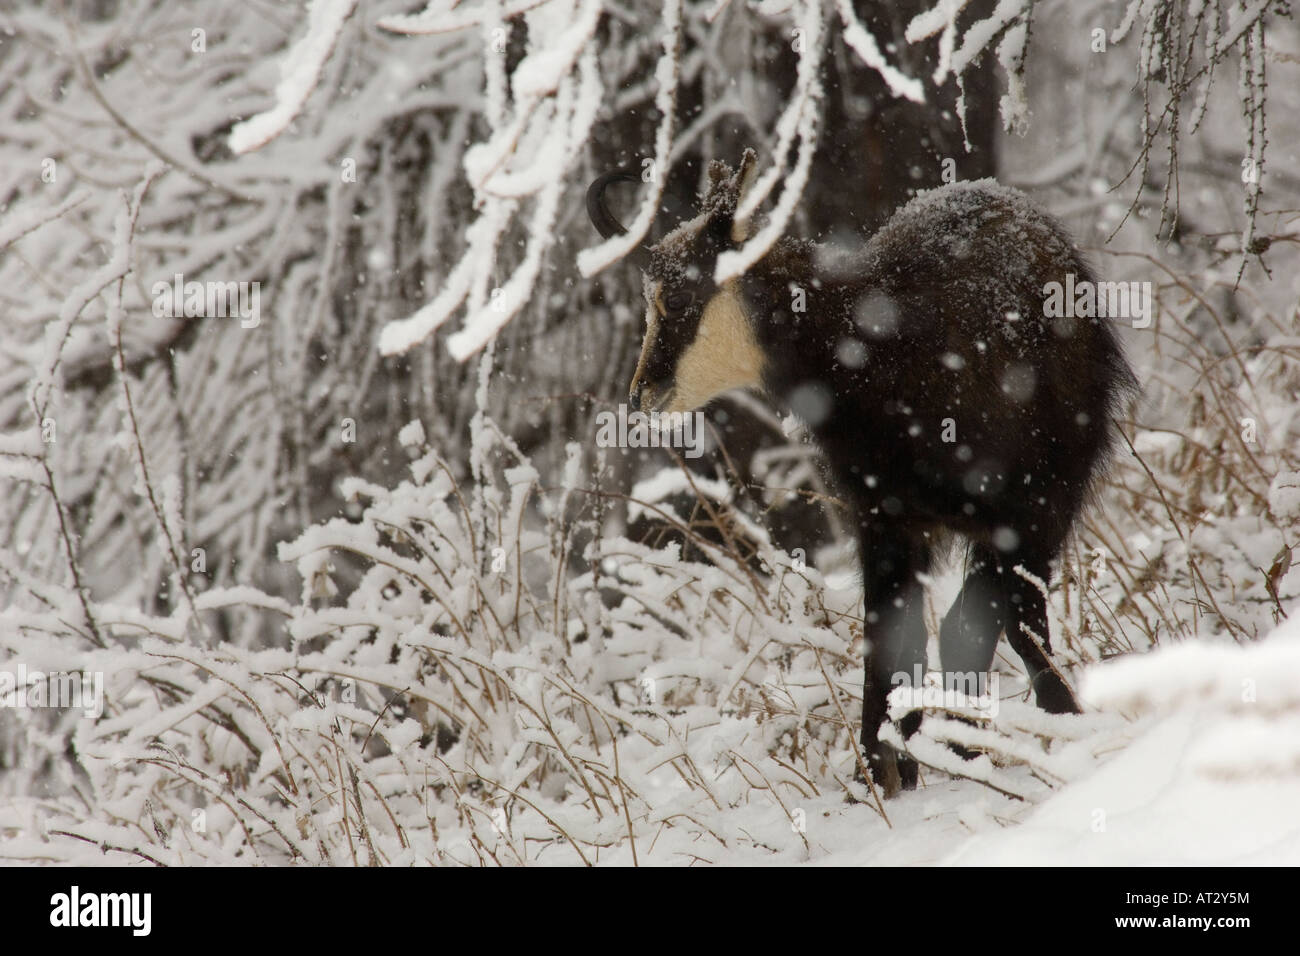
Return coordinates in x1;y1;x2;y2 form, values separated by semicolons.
663;291;693;315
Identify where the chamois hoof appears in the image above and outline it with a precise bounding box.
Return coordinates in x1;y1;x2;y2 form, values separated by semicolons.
1031;670;1082;715
864;742;918;799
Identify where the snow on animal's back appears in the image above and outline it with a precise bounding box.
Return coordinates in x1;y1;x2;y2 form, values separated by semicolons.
864;178;1083;306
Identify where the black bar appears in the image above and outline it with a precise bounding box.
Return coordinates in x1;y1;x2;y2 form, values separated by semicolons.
1;865;1280;941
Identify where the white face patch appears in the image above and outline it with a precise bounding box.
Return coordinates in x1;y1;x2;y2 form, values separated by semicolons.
663;283;764;413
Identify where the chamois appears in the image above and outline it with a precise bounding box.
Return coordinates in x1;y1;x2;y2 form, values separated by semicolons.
588;151;1136;794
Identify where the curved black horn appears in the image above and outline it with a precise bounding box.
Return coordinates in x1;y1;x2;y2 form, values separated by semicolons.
587;169;641;238
587;169;653;269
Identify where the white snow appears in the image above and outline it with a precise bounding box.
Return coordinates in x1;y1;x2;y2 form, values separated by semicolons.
1268;471;1300;522
780;618;1300;867
715;0;822;283
0;191;89;252
838;0;925;103
228;0;359;154
576;0;682;279
5;0;1300;872
398;419;427;448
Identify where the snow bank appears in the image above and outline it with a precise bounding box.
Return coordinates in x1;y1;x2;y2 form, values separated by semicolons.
937;618;1300;865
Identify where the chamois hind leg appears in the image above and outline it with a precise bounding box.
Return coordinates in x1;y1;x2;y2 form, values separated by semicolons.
859;526;930;796
936;544;1007;760
939;543;1005;682
1000;550;1081;715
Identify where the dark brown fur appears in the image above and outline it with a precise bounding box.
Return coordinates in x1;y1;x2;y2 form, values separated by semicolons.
590;155;1138;794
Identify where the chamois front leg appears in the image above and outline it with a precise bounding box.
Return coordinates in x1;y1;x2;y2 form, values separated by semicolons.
858;526;930;797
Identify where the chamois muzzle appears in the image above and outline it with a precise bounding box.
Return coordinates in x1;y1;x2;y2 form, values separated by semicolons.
586;169;652;270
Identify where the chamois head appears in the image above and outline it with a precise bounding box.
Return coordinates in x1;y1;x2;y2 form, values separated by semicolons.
588;150;764;414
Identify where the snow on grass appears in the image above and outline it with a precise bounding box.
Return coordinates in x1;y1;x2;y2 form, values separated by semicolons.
8;401;1297;865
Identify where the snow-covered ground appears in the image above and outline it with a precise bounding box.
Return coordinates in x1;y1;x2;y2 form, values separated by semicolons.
946;620;1300;866
593;614;1300;867
3;0;1299;867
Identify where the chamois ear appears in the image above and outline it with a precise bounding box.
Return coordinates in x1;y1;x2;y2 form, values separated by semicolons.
706;158;730;187
730;149;759;243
